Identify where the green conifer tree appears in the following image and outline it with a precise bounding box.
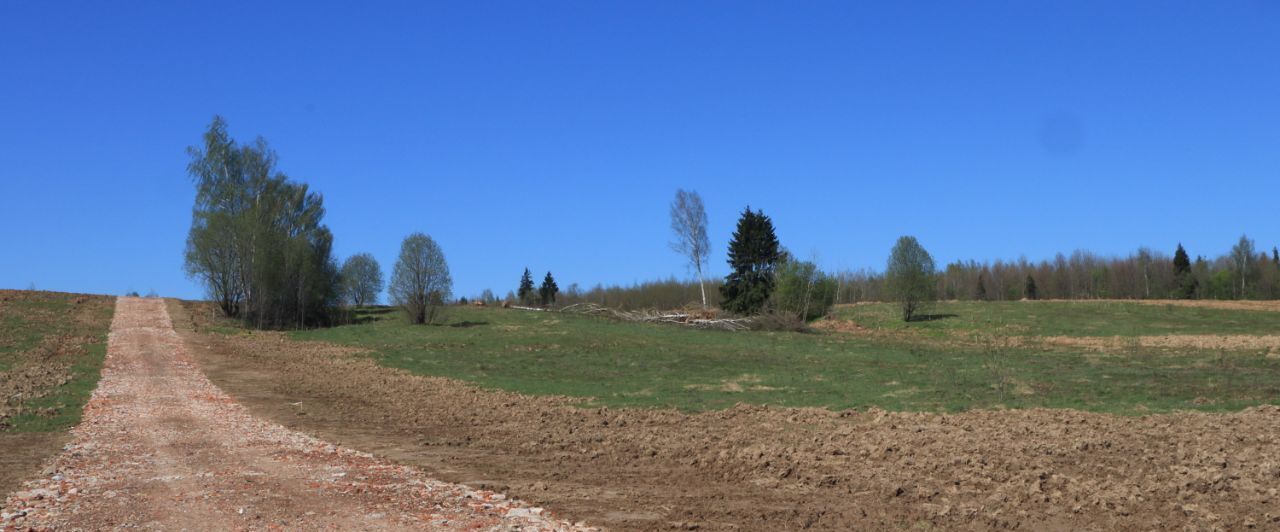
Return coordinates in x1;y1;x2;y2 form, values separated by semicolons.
1173;244;1191;276
719;207;781;315
1173;244;1195;299
517;268;536;305
539;271;559;307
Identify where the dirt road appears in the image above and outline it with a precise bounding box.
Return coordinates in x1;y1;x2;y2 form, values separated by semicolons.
0;297;583;530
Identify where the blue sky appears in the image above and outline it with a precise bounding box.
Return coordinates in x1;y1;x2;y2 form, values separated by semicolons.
2;1;1278;300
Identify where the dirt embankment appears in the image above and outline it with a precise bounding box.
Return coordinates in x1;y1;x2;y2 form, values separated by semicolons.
171;300;1280;531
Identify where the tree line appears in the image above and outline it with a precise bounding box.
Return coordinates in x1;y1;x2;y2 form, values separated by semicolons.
831;236;1280;305
574;188;1279;324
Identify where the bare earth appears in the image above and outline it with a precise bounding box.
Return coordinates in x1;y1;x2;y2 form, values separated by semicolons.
169;302;1280;531
0;297;584;530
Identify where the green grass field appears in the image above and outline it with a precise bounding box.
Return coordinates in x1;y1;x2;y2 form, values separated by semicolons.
293;301;1280;415
0;292;114;432
835;300;1280;338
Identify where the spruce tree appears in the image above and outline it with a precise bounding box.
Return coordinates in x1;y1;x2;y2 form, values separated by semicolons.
1172;244;1192;299
1173;244;1191;276
539;271;559;307
517;268;535;305
719;207;781;315
1024;274;1037;300
976;274;987;301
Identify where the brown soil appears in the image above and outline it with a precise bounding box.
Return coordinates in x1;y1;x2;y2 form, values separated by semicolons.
3;297;577;530
171;300;1280;531
1044;334;1280;354
0;433;68;503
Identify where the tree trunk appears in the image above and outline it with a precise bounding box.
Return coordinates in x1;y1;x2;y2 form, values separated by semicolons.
696;267;707;310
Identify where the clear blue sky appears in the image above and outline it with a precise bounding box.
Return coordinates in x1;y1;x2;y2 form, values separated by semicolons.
2;1;1278;300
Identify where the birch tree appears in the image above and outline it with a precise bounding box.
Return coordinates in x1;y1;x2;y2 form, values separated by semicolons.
1230;235;1256;299
669;189;712;309
184;116;341;328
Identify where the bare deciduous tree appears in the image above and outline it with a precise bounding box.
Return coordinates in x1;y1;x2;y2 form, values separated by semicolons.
669;189;711;309
389;233;452;324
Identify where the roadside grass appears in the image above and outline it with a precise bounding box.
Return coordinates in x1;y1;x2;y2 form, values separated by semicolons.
834;300;1280;338
0;291;115;432
293;302;1280;415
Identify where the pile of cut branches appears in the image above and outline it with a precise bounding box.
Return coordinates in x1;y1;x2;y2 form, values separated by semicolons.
557;303;751;331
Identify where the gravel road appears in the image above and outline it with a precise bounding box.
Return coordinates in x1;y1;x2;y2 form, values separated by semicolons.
1;297;586;530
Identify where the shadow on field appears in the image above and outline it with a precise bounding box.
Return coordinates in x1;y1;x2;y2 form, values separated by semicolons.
350;307;395;325
449;321;489;328
908;313;958;322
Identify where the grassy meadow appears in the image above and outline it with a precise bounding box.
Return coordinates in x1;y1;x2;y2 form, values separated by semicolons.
292;300;1280;415
834;300;1280;338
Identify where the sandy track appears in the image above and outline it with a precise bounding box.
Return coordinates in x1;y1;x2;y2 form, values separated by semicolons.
1;298;585;531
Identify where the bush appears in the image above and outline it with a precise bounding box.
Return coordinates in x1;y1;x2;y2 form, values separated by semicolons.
771;259;837;322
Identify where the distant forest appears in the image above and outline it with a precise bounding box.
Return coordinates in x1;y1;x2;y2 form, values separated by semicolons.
533;237;1279;310
848;238;1276;303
